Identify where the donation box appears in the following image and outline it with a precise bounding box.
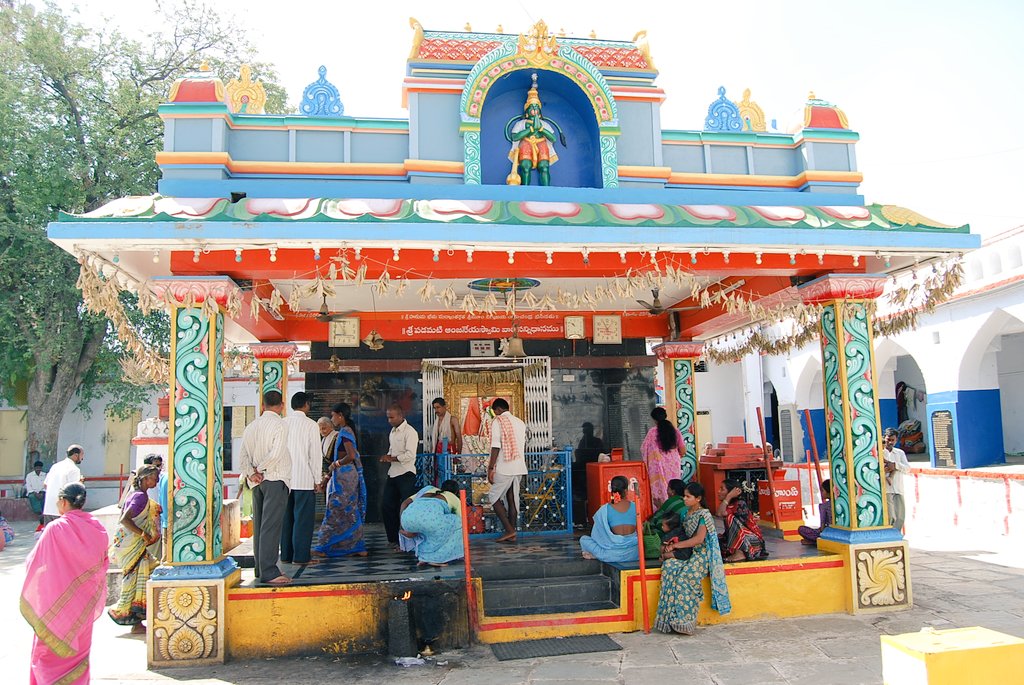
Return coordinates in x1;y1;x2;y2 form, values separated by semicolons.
586;461;653;526
757;479;802;523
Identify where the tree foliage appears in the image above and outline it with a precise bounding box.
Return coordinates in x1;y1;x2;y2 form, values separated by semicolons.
0;0;288;466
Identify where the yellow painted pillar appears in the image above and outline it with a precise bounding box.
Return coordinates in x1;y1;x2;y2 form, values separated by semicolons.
800;274;911;615
147;277;241;667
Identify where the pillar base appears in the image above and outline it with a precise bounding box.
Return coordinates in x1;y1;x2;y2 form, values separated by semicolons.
818;536;913;615
147;559;241;668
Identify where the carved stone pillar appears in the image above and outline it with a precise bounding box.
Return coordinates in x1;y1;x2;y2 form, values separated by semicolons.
651;341;703;484
251;343;297;414
147;277;240;667
800;274;911;614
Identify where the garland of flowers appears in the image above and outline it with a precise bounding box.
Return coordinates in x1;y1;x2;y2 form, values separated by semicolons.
703;258;964;364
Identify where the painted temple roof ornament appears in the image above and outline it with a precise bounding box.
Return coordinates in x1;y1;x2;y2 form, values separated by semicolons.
803;91;850;130
226;64;267;114
408;20;653;72
738;88;767;132
167;62;226;104
518;19;560;68
299;66;344;117
704;87;743;133
64;195;967;233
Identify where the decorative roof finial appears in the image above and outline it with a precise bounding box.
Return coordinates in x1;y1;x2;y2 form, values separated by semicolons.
738;88;766;132
226;64;267;114
300;65;344;117
199;61;210;72
496;24;504;33
704;86;743;132
464;22;472;32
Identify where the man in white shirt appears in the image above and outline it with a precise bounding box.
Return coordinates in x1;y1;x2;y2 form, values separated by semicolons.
429;397;462;455
281;392;324;566
238;390;292;585
24;456;46;515
381;403;419;548
883;427;911;532
42;445;85;524
487;398;527;543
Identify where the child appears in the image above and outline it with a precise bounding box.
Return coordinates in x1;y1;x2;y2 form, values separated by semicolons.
659;512;693;561
0;509;14;550
798;479;832;545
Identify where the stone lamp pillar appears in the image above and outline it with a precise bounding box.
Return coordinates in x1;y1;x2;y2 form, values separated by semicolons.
146;277;241;667
651;341;703;484
799;274;912;614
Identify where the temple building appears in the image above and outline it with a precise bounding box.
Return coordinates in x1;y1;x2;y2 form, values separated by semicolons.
48;20;977;666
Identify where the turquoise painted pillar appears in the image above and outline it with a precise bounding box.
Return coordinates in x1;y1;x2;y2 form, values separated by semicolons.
251;343;297;415
147;277;240;667
800;274;911;614
651;341;702;484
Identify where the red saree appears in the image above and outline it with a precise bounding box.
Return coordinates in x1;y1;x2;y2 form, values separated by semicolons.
21;509;109;685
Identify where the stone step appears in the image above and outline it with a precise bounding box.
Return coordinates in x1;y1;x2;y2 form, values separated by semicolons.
482;575;612;611
474;557;601;581
484;600;619;617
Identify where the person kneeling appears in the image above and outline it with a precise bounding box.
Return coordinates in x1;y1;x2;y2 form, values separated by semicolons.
579;476;639;563
399;480;463;567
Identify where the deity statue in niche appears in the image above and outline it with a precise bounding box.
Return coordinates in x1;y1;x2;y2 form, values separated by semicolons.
504;73;567;186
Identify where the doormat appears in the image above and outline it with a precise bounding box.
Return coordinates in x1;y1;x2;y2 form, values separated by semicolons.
490;634;622;661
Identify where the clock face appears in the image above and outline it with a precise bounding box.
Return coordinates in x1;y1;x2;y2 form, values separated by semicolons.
328;318;360;348
593;315;622;345
564;316;585;340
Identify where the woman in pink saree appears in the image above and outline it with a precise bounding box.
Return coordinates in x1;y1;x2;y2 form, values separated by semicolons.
20;482;109;685
641;407;685;507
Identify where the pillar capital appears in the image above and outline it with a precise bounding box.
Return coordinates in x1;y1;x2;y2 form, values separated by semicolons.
798;273;886;305
151;276;239;306
250;342;297;360
652;341;704;360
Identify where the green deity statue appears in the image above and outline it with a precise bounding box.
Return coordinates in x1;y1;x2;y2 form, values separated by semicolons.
504;73;567;186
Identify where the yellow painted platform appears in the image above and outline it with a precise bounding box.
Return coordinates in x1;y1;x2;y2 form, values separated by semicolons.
476;552;847;643
881;627;1024;684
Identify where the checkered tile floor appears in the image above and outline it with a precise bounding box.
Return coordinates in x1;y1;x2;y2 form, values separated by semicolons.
232;523;826;586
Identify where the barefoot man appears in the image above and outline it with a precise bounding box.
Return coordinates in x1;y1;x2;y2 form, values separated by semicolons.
487;398;527;543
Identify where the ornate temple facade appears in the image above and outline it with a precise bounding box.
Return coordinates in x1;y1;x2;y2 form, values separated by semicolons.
48;20;977;665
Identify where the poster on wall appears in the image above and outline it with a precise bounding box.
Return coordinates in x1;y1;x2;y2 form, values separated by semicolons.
930;409;956;468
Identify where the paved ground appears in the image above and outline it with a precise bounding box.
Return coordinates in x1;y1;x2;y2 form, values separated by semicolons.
2;519;1023;685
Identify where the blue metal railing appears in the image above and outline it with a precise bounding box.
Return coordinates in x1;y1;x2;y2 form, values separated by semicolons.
418;447;573;537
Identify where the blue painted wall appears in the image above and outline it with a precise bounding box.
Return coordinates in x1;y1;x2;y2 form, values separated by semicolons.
480;70;601;188
925;389;1005;469
173;119;213;151
799;408;827;463
617;101;658;166
416;93;463;162
878;398;898;434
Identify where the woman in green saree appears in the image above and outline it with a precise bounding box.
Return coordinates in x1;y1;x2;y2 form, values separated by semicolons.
654;482;731;635
108;464;161;632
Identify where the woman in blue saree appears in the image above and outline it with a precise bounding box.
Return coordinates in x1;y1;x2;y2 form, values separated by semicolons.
400;481;463;567
654;482;731;635
580;475;639;563
313;404;367;558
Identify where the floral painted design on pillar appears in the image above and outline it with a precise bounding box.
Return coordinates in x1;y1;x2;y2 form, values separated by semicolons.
800;274;910;615
147;277;242;668
801;275;888;531
652;341;703;484
251;343;297;415
151;278;239;564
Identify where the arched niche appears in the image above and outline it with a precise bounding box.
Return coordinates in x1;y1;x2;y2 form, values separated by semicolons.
480;69;601;188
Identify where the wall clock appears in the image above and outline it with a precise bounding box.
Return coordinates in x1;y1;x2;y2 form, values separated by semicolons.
564;315;585;340
328;318;360;347
593;315;622;344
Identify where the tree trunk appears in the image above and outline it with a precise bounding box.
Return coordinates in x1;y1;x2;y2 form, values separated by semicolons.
25;326;106;473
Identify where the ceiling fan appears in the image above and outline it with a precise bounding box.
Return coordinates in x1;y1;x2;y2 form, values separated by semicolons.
637;280;748;315
314;292;355;322
636;287;668;315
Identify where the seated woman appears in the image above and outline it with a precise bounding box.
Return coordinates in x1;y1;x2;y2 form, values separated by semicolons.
717;479;767;562
798;479;832;545
650;479;686;527
654;482;731;635
580;475;639;563
399;480;463;567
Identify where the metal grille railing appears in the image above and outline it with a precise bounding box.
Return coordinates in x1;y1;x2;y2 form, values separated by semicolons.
432;447;573;536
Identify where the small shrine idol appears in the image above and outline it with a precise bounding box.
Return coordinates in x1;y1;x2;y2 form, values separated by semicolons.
504;73;567;186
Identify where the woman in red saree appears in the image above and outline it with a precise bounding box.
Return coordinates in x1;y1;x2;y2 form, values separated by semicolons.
20;482;109;685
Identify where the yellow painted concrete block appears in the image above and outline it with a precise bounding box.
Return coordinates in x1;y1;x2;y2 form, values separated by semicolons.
881;627;1024;685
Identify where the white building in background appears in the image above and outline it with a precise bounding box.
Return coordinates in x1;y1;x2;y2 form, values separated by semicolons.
695;225;1024;469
